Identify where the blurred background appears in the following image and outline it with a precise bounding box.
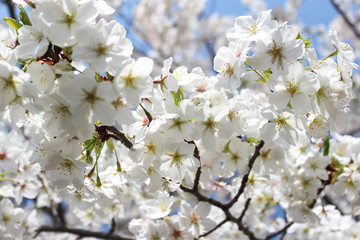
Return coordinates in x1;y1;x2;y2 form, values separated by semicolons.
1;0;359;133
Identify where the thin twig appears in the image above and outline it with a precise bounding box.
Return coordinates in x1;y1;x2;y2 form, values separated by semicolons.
56;203;66;227
185;140;202;191
322;194;345;215
3;0;16;19
330;0;360;39
309;171;332;209
279;213;289;240
225;140;265;209
197;218;228;239
180;184;227;211
265;221;294;240
106;218;117;237
179;186;259;240
193;166;202;191
180;141;266;240
35;226;134;240
238;198;252;222
267;167;334;240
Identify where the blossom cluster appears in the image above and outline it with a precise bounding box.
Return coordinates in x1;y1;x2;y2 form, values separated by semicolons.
0;0;358;239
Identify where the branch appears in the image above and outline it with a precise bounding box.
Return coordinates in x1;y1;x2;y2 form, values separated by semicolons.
264;221;294;240
205;40;216;72
2;0;16;19
309;169;333;209
56;203;66;227
185;140;202;191
238;198;251;222
180;141;266;240
180;185;259;239
180;184;227;211
197;218;228;239
330;0;360;39
35;226;134;240
106;218;117;238
95;125;133;149
225;140;265;209
266;164;334;240
38;175;63;227
322;194;345;214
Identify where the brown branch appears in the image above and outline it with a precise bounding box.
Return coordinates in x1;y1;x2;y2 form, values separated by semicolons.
330;0;360;39
106;218;116;238
179;185;259;240
238;198;252;222
180;184;227;211
180;143;265;240
35;226;134;240
193;166;202;190
225;140;265;209
322;194;345;215
197;218;228;239
309;170;333;209
265;165;334;240
95;125;133;149
205;40;216;72
265;221;294;240
180;140;266;240
3;0;16;20
56;203;66;227
185;140;202;191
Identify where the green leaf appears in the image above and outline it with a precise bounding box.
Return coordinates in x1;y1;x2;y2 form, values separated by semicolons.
222;141;230;153
330;158;344;183
296;32;312;50
287;102;292;109
19;5;32;26
106;72;114;82
94;141;104;156
95;72;102;82
247;64;270;84
304;36;312;49
106;139;115;151
85;150;93;164
3;17;22;31
170;88;184;107
27;2;36;8
139;103;153;126
245;137;260;146
62;46;73;60
323;135;330;156
322;49;338;61
0;172;10;177
83;138;96;151
262;69;272;81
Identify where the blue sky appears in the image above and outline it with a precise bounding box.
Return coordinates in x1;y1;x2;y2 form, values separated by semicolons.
209;0;338;25
0;1;338;29
0;0;338;25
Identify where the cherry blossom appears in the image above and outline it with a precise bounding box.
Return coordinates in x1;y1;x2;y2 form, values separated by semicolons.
0;2;358;240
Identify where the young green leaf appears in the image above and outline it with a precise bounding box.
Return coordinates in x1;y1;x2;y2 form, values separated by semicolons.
222;140;230;153
106;138;115;151
139;103;153;126
19;5;32;26
170;87;184;107
3;17;22;31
